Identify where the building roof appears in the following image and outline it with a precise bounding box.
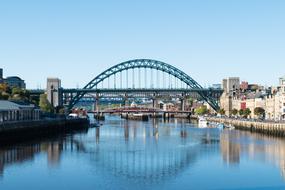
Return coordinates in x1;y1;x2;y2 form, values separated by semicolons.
245;91;267;99
0;100;35;111
6;76;24;81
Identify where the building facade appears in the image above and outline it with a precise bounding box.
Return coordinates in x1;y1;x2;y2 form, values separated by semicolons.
265;86;285;120
222;77;240;95
279;76;285;86
0;100;41;122
0;68;26;89
5;76;26;89
240;81;249;91
220;76;285;120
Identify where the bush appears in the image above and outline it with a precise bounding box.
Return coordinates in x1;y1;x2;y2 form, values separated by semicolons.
195;105;208;115
231;109;238;116
39;94;53;113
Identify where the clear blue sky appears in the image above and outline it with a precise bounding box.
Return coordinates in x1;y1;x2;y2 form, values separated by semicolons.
0;0;284;89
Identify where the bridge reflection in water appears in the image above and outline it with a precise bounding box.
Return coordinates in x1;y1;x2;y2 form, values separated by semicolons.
89;120;216;184
1;116;285;185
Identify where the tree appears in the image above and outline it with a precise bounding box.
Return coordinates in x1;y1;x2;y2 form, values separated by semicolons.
0;86;32;101
12;87;24;96
218;108;225;115
195;105;208;115
0;92;10;100
254;107;265;118
188;98;194;107
39;94;53;113
244;108;251;118
0;83;9;92
231;109;238;116
10;87;30;100
239;109;244;117
0;83;10;100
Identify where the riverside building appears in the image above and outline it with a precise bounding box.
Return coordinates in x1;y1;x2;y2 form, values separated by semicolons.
0;100;41;122
0;68;26;89
220;76;285;120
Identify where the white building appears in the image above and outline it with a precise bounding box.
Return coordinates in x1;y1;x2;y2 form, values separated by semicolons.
265;85;285;120
279;76;285;86
220;81;285;120
0;100;41;122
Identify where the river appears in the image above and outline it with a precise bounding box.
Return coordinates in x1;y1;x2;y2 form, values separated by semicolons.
0;115;285;190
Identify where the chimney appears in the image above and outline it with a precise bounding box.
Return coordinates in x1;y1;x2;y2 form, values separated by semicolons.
0;68;3;79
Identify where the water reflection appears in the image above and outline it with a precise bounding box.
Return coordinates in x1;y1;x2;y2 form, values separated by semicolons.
90;128;201;183
0;143;41;176
220;132;241;165
0;135;89;177
0;141;64;176
220;130;285;179
1;115;285;189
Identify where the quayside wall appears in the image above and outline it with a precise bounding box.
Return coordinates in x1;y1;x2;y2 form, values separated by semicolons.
0;118;89;142
206;117;285;136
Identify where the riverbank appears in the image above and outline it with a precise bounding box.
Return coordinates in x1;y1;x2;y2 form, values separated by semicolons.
0;118;89;142
206;117;285;136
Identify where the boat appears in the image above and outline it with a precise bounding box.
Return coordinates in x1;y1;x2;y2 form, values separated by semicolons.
122;113;149;121
217;123;224;130
198;117;208;128
224;124;235;130
68;113;79;118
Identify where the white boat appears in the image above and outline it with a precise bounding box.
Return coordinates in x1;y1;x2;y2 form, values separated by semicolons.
68;113;79;118
217;123;224;130
224;124;235;130
198;117;208;128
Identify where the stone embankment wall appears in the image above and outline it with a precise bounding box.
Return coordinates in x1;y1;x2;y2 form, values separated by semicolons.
206;117;285;136
0;118;89;142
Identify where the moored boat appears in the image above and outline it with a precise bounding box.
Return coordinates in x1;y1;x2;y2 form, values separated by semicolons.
217;123;224;130
224;124;235;130
198;117;208;128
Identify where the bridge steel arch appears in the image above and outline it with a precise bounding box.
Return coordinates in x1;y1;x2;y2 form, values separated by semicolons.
68;59;220;111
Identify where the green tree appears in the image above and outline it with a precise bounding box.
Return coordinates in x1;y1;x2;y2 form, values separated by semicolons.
218;108;225;115
239;109;244;117
244;108;251;118
0;83;11;100
12;87;24;96
195;105;208;115
254;107;265;118
188;98;194;107
231;109;238;116
0;92;10;100
39;94;53;113
9;87;30;101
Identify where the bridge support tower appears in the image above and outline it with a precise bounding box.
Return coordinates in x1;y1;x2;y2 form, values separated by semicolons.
94;93;105;120
180;97;186;111
123;94;128;107
47;78;63;108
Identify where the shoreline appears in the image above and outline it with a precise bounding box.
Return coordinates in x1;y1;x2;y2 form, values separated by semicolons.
0;118;89;143
206;117;285;136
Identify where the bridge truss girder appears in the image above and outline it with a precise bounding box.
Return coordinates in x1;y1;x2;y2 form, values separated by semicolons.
63;88;222;108
68;59;222;111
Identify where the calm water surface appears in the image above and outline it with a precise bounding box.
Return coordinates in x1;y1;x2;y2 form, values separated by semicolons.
1;115;285;190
